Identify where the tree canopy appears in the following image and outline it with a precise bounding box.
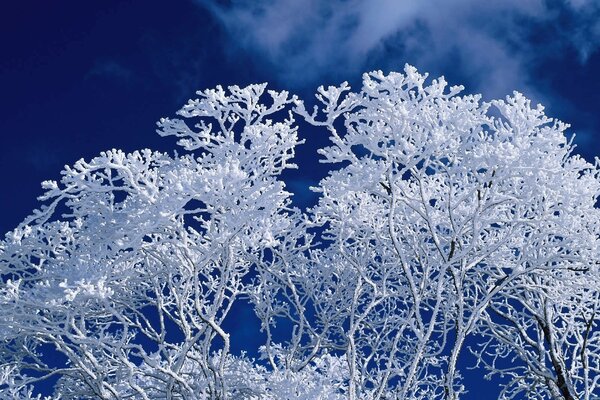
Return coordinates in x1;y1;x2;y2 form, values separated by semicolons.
1;66;599;400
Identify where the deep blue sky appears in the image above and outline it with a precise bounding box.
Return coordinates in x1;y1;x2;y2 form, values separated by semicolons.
2;0;600;234
2;0;600;397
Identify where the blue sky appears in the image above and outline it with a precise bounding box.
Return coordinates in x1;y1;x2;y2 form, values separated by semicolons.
2;0;600;234
2;0;600;397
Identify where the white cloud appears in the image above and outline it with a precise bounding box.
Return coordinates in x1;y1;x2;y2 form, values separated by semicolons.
197;0;600;101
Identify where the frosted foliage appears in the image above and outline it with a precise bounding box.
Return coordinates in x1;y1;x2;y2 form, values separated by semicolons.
1;66;599;399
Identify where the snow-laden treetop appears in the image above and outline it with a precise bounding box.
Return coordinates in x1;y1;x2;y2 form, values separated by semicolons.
1;65;599;400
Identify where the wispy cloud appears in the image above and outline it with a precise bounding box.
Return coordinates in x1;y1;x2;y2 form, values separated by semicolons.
86;60;134;81
197;0;600;100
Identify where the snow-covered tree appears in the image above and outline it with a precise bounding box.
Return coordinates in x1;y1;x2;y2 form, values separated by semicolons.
1;66;598;399
0;84;303;399
291;66;600;399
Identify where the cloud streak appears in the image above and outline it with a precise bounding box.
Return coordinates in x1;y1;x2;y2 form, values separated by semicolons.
86;60;134;81
198;0;600;100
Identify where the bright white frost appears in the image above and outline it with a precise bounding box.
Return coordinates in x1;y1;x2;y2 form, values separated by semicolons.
1;66;599;400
